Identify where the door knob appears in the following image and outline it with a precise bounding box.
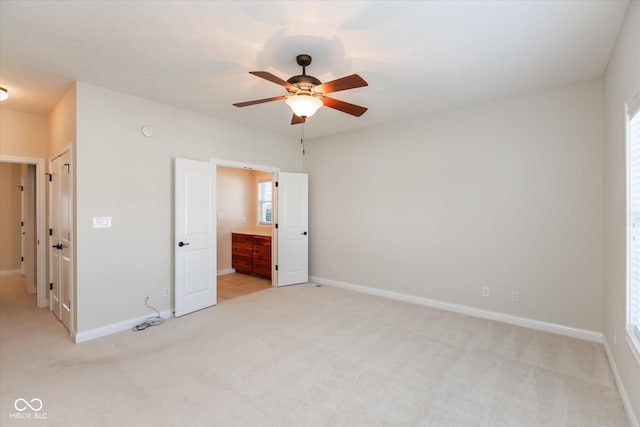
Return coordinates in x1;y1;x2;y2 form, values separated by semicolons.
178;241;190;247
301;231;308;236
51;244;63;249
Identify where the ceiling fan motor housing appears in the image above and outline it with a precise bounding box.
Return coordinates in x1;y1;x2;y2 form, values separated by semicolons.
287;54;321;89
287;74;321;87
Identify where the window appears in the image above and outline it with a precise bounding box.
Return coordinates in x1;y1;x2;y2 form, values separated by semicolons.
627;92;640;357
258;180;272;224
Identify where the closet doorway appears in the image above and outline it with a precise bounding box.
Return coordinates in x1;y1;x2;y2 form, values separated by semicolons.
0;155;47;308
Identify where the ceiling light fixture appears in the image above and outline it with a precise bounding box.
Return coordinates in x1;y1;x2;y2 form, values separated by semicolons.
285;94;323;119
0;87;8;101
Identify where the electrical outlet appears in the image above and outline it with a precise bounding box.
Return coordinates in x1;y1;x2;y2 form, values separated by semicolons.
164;287;170;297
482;286;489;297
512;291;519;302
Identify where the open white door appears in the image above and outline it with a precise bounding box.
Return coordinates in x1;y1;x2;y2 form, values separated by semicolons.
277;172;308;286
48;150;73;331
174;158;216;317
59;152;72;330
49;157;61;321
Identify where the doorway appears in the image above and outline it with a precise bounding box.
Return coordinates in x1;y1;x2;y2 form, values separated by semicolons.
216;165;274;301
173;157;308;318
0;155;47;308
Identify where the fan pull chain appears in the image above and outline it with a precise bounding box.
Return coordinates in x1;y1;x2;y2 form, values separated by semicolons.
300;122;305;155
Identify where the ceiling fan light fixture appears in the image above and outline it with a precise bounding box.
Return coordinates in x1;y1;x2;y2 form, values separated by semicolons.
0;87;8;101
285;94;323;118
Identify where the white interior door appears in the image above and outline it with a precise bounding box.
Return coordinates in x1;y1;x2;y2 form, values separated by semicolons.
277;172;308;286
49;158;61;321
59;152;72;330
48;151;73;331
20;167;26;277
174;158;217;317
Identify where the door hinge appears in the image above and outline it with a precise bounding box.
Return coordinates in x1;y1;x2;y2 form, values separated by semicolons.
17;185;24;191
21;221;24;226
49;228;53;236
21;256;24;262
50;283;53;290
46;173;52;182
275;223;278;229
275;181;278;187
275;265;278;271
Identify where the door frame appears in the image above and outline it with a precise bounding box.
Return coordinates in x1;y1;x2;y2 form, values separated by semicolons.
211;158;280;286
0;155;47;308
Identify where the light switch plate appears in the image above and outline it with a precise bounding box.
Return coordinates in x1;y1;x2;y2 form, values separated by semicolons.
93;217;112;228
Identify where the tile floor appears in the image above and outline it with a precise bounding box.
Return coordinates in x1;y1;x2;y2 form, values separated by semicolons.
217;272;272;302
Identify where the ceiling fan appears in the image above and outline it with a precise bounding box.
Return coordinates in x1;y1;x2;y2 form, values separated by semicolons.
233;54;368;125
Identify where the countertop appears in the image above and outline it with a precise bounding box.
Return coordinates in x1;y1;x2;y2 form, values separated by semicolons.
231;226;272;237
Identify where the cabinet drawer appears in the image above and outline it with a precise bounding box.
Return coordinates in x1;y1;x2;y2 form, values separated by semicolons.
232;243;252;257
232;233;253;244
253;244;271;261
252;235;271;246
232;256;252;272
253;259;272;277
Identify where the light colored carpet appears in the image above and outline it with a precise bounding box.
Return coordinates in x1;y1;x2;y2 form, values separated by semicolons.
0;275;629;426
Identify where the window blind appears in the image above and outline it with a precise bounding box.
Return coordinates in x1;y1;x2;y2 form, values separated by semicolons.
628;99;640;342
258;181;272;224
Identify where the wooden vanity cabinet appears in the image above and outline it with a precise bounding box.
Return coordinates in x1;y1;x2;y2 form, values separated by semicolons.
231;233;253;274
252;236;272;278
231;233;272;279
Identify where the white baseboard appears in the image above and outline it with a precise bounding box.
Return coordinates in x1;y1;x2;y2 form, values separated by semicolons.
310;276;603;343
603;338;640;427
217;268;235;276
74;309;173;344
0;269;24;276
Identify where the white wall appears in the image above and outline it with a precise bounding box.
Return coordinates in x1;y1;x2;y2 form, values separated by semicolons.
304;79;603;333
603;1;640;423
48;84;77;158
0;109;48;159
75;82;301;332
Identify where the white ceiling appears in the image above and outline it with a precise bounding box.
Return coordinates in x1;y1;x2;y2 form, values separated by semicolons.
0;0;630;140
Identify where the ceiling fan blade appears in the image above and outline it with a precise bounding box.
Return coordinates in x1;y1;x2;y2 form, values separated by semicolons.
291;114;306;125
321;96;368;117
233;95;287;108
249;71;296;91
315;74;368;94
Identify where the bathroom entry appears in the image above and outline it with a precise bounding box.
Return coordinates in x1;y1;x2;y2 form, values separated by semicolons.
174;158;307;317
216;166;273;301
